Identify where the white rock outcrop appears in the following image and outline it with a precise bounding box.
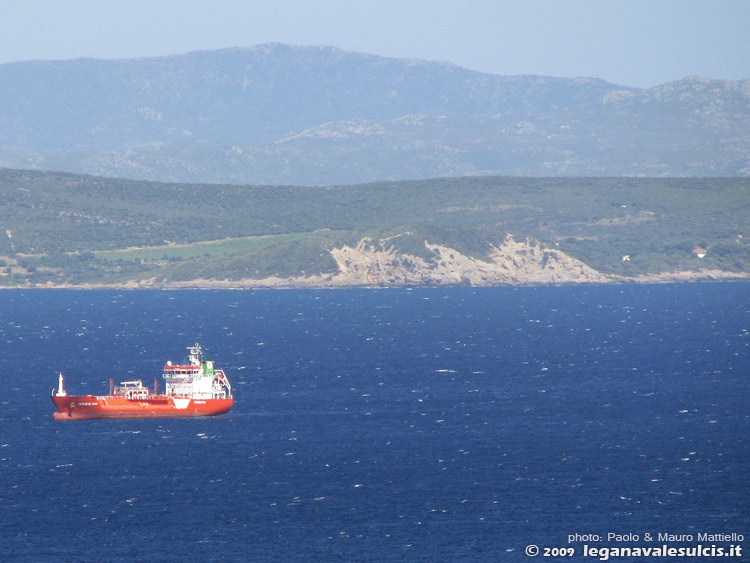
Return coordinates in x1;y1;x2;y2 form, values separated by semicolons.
326;235;611;286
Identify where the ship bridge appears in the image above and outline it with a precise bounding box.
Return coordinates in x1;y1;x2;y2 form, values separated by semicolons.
162;343;232;399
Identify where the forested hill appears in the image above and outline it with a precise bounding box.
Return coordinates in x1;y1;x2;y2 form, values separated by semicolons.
0;44;748;184
1;169;748;288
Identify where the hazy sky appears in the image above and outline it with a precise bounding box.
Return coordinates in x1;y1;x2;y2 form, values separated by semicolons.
1;0;748;88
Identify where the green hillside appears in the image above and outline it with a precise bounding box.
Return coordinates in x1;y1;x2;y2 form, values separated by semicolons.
0;169;748;286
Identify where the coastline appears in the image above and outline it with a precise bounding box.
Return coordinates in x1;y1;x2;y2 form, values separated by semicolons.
4;237;749;290
5;268;750;290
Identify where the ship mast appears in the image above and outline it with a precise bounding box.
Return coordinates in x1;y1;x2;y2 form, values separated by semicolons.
187;343;203;366
56;373;67;396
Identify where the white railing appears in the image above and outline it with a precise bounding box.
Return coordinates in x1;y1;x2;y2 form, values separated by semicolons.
213;369;232;398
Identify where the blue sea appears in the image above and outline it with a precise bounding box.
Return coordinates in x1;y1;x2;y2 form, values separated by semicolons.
1;284;748;562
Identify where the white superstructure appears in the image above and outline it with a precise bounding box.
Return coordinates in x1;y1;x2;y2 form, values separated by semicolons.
162;343;232;400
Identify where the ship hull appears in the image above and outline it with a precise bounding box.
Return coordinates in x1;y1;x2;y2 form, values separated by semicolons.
52;395;233;420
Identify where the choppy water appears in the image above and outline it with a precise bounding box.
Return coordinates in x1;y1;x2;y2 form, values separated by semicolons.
1;285;748;561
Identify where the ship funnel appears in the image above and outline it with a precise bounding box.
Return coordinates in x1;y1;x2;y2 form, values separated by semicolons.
56;373;67;397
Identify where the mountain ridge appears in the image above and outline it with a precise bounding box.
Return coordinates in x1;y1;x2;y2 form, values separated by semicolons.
3;44;746;184
0;44;628;151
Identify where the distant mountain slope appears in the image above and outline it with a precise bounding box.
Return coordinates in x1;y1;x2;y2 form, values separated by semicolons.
0;44;622;151
0;45;747;184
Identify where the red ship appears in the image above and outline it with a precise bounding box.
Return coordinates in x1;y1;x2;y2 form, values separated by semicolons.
52;343;233;420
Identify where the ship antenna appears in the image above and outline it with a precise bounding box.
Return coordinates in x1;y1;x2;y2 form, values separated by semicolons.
187;342;203;366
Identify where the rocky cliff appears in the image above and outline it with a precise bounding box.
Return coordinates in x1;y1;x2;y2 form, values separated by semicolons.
39;234;750;290
144;236;614;289
328;235;610;286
